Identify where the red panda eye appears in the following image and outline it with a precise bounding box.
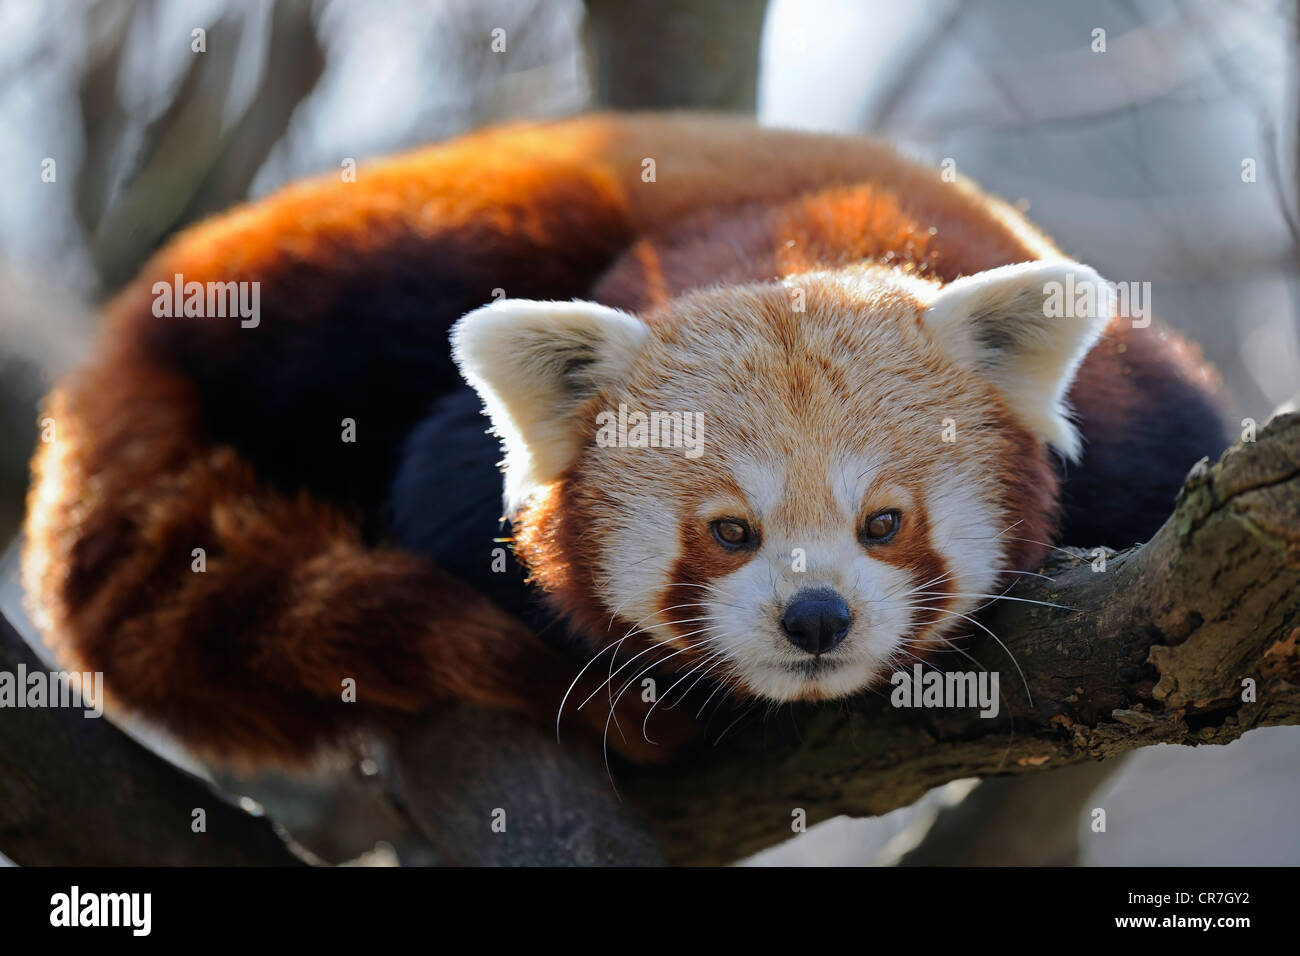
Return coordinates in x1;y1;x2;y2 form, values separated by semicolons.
711;519;754;549
860;509;900;544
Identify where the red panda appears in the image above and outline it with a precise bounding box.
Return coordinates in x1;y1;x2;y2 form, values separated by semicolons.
21;112;1228;767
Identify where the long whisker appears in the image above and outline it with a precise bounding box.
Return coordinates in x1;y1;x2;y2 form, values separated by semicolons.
896;632;1018;766
694;666;736;719
621;602;719;635
906;604;1033;707
642;647;728;742
601;629;716;784
998;569;1057;582
899;632;986;673
578;635;680;712
677;656;730;710
711;699;759;746
556;638;626;741
905;591;1075;612
890;567;957;598
601;622;720;722
661;581;727;593
989;534;1086;559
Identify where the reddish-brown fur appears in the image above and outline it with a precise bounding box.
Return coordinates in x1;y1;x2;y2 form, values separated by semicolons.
22;113;1221;767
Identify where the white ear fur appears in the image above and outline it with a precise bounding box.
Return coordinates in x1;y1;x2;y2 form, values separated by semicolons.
922;260;1113;461
451;298;649;513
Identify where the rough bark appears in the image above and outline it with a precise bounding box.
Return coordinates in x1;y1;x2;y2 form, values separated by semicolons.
386;705;664;866
612;413;1300;864
0;608;304;866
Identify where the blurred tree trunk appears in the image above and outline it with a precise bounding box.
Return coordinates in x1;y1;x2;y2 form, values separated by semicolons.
77;0;324;295
583;0;768;111
894;758;1124;866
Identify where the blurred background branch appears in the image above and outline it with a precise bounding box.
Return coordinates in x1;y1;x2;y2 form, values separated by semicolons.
76;0;326;292
583;0;768;110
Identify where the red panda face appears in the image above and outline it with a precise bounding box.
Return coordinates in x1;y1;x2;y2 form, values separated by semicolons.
453;261;1110;703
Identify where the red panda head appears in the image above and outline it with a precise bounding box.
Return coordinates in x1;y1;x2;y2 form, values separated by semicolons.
452;260;1111;702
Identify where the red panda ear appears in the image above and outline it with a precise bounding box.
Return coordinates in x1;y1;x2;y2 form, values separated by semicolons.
451;298;649;512
921;260;1113;462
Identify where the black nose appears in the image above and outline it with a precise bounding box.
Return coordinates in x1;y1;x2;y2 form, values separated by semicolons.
781;589;852;654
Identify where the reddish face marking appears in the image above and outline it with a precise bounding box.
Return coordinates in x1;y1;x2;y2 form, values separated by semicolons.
854;489;952;631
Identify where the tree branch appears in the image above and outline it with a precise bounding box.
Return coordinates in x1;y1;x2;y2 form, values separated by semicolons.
614;414;1300;865
0;607;305;865
7;415;1296;866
